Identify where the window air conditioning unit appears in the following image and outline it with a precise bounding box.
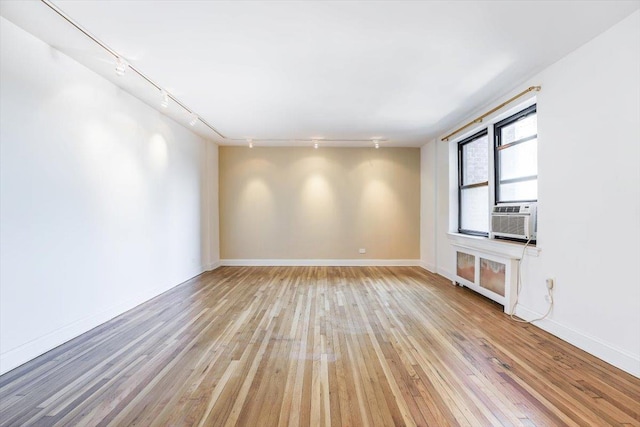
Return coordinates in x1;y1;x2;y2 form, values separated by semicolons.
490;203;537;240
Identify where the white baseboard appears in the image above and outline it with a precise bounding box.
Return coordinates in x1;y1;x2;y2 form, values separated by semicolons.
514;305;640;378
219;259;421;267
202;261;222;271
437;267;455;283
419;261;436;273
0;270;203;376
1;290;160;375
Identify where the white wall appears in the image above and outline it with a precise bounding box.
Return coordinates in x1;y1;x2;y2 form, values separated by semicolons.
421;10;640;376
0;18;220;374
419;143;436;271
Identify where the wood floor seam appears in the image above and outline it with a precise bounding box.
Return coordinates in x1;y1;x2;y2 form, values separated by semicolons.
1;266;638;426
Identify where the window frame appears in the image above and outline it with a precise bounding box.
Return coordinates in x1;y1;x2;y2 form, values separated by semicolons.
457;129;489;237
493;104;538;204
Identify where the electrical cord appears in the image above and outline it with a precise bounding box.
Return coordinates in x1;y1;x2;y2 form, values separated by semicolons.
509;238;554;323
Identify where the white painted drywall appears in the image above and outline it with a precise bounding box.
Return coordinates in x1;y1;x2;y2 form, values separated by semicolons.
0;17;220;374
421;11;640;376
419;143;436;271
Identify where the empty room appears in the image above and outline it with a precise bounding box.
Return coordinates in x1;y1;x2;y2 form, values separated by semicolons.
1;1;639;426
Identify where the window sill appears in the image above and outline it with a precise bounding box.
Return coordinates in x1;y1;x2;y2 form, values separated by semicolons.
447;232;540;259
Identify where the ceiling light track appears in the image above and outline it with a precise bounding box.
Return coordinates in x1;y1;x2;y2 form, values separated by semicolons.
229;138;388;143
38;0;387;145
39;0;226;139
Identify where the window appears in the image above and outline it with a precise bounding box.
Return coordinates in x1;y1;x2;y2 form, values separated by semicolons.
494;105;538;203
456;104;538;237
458;130;489;236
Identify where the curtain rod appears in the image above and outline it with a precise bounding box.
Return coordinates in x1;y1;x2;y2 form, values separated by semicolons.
441;86;541;142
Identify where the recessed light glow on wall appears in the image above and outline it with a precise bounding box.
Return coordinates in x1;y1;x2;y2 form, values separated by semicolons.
189;113;198;126
248;139;253;148
114;57;128;76
373;139;380;149
160;91;169;108
313;140;319;149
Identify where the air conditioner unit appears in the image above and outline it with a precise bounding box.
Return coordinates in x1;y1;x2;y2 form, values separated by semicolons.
490;203;537;240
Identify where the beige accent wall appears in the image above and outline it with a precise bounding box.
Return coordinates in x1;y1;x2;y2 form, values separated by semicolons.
219;146;420;260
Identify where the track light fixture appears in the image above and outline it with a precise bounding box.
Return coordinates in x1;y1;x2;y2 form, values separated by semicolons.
160;91;169;108
41;0;396;143
40;1;225;137
114;57;128;76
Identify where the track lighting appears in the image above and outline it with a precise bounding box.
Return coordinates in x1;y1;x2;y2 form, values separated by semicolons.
189;113;198;126
160;91;169;108
114;57;128;76
39;1;229;138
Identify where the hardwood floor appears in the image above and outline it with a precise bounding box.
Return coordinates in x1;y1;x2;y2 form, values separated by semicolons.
1;266;638;426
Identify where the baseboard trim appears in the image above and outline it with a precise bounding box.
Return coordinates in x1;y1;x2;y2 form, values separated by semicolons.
514;305;640;378
202;261;222;271
220;259;421;267
419;261;436;273
437;267;455;283
0;270;204;376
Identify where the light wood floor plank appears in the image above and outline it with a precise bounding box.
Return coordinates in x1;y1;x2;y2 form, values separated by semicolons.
1;266;639;426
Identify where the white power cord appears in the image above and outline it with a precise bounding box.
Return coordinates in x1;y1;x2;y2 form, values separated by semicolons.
509;238;554;323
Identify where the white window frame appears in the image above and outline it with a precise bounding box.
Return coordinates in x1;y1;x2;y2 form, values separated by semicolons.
447;96;540;257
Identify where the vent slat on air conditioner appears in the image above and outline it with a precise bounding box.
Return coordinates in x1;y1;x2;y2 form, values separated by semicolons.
492;205;523;214
492;215;525;236
490;203;536;240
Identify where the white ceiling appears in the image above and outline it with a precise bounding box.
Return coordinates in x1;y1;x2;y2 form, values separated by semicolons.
1;1;638;147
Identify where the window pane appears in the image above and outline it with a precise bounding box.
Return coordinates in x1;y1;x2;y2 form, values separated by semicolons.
499;138;537;180
460;186;489;233
500;113;537;145
498;179;537;202
462;135;488;185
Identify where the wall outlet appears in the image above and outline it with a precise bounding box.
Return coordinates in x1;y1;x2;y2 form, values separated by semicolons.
546;278;555;289
359;248;366;254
